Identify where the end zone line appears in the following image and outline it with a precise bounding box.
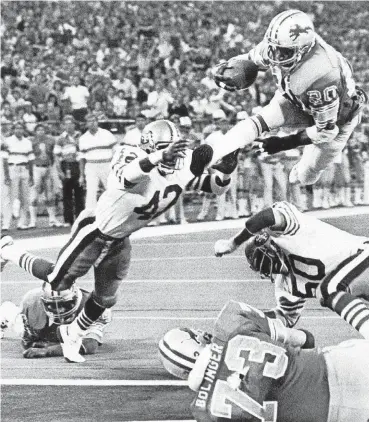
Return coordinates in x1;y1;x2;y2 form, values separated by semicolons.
1;379;188;387
1;278;264;285
112;315;340;321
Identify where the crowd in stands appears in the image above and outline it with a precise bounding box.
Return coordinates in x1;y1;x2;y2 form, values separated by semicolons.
1;1;369;230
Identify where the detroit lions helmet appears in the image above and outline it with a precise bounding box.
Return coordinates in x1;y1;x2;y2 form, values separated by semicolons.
140;120;181;154
41;283;82;325
264;10;316;69
158;328;212;380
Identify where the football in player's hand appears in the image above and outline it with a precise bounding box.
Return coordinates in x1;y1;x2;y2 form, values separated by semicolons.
216;59;259;91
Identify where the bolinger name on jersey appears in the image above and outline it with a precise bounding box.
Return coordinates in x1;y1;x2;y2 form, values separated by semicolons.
194;342;224;410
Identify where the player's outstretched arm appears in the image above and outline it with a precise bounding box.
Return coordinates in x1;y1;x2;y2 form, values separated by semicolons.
215;207;287;257
112;140;188;188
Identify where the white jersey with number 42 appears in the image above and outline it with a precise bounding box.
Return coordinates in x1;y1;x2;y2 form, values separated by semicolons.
95;145;202;238
269;202;368;298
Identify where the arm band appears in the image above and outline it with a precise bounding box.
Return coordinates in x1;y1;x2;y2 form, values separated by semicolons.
245;207;276;234
276;131;312;151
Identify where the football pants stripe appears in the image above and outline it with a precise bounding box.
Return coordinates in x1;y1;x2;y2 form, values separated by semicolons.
320;246;369;297
47;225;100;286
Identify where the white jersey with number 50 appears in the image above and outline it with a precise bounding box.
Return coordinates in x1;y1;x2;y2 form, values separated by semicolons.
269;202;368;297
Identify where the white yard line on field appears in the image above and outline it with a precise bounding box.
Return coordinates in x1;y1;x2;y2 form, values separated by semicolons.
1;379;187;386
14;207;369;252
1;278;264;285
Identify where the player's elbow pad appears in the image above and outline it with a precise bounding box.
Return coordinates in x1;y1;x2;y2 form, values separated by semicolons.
210;171;231;195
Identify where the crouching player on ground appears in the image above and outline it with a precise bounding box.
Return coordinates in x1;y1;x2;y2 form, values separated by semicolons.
0;119;241;363
0;283;111;358
214;201;369;339
159;300;369;422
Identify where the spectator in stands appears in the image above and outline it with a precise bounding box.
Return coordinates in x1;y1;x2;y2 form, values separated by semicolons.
22;102;37;133
1;142;11;231
54;115;84;226
78;113;117;209
29;123;63;228
122;113;147;147
28;74;50;107
258;130;288;208
63;75;90;122
4;121;34;229
112;89;128;118
112;68;137;102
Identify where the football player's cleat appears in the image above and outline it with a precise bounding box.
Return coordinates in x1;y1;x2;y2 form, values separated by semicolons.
0;301;21;338
57;324;85;363
264;9;315;69
0;235;14;272
158;328;212;380
41;283;83;325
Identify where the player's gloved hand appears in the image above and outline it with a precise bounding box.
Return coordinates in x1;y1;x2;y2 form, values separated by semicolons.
253;136;285;155
162;139;189;163
213;61;239;92
214;238;238;257
23;347;48;359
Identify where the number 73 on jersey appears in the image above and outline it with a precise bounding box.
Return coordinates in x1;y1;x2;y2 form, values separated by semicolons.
210;335;288;422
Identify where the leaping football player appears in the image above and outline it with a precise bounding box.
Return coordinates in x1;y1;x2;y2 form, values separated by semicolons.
0;119;241;363
214;201;369;339
213;9;367;185
159;300;369;422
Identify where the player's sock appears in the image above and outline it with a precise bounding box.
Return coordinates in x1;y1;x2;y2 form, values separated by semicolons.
70;294;106;337
3;244;54;281
327;291;369;339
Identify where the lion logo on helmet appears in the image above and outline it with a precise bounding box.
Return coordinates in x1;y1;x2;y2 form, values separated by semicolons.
289;24;313;41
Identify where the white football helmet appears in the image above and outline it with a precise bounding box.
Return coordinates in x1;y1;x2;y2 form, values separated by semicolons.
158;328;212;380
264;10;316;69
140;119;180;154
41;283;82;325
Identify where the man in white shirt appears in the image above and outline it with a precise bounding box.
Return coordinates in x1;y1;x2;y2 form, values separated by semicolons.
63;76;90;122
79;113;117;209
4;121;35;229
122;114;147;147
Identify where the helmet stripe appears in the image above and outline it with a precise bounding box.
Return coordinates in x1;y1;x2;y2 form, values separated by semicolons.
163;339;196;364
158;348;193;373
269;10;301;41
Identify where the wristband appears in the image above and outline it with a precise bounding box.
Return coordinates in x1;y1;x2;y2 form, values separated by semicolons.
148;150;164;165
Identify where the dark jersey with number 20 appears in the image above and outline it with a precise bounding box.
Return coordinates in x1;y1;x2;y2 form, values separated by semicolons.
190;301;330;422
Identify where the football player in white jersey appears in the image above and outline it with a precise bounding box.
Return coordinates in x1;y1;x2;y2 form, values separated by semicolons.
214;201;369;339
213;9;367;185
0;119;241;363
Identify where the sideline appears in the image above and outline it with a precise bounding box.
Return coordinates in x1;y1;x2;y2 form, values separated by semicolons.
15;206;369;251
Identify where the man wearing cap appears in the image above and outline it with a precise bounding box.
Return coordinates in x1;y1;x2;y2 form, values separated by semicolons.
54;115;84;226
3;122;35;229
78;113;117;209
29;124;63;228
